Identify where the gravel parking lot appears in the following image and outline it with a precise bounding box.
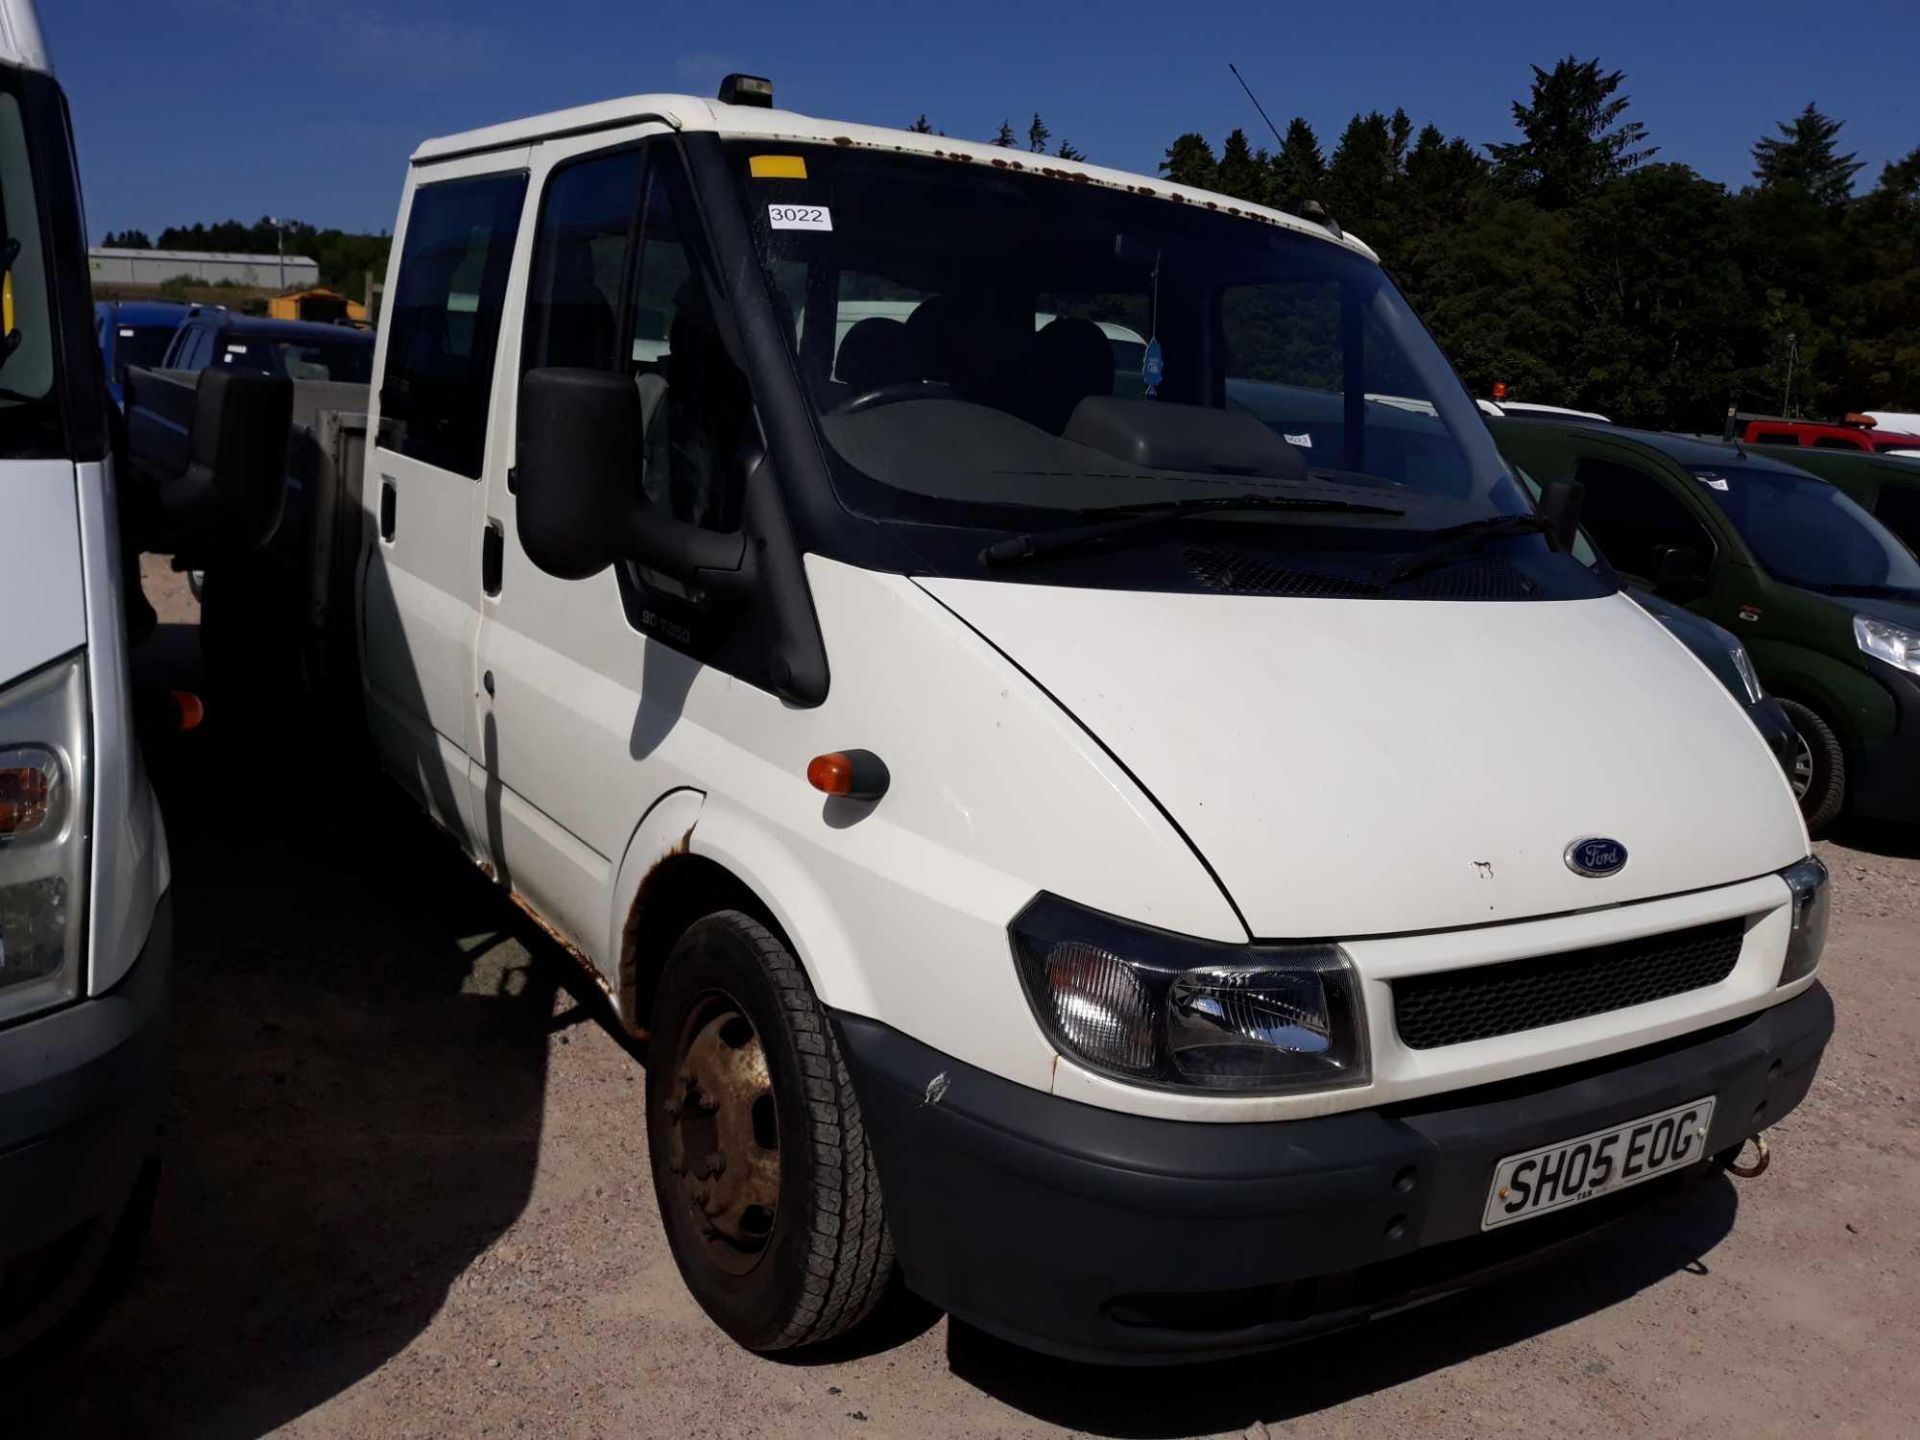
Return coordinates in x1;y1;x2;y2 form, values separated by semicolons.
15;565;1920;1439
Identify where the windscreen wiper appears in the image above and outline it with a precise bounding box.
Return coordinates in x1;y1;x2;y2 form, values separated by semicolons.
1386;514;1557;583
981;493;1404;567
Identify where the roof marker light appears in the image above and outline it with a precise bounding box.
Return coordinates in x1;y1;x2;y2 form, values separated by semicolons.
719;74;774;108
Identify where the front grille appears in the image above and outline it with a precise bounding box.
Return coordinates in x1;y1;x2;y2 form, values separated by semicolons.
1393;919;1745;1050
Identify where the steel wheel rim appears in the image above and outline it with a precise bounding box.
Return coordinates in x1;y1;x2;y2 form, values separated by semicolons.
1789;733;1815;801
663;990;782;1276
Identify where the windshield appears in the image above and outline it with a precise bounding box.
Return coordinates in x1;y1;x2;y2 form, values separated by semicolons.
109;323;176;381
219;334;373;384
735;142;1531;551
1690;464;1920;594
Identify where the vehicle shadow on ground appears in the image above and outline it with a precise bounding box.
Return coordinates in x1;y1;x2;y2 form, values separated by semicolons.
1830;818;1920;861
947;1177;1739;1438
14;623;591;1440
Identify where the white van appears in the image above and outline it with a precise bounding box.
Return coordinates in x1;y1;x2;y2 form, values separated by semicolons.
0;1;173;1355
238;76;1833;1363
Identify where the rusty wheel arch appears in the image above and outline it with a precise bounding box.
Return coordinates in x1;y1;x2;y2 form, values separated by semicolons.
619;852;793;1038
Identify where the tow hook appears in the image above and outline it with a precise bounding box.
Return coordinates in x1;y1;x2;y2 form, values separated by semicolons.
1725;1133;1771;1179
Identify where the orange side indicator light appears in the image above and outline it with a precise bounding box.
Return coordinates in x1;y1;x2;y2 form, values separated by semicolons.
806;749;889;801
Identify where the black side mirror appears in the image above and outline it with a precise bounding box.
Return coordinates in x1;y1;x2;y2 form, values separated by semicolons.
516;367;751;592
1651;542;1710;601
1539;477;1585;552
149;366;293;555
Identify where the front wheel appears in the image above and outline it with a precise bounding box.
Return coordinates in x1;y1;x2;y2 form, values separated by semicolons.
646;911;894;1351
1777;698;1846;834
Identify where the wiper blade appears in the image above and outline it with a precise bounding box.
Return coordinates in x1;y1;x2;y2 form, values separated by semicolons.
1386;513;1556;582
981;493;1404;567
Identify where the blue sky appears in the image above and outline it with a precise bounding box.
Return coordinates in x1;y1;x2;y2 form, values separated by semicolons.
48;0;1918;242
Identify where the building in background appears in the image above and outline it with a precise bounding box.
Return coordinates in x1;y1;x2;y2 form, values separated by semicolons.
88;246;319;288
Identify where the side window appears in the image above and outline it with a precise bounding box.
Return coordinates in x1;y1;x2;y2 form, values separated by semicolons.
382;170;529;478
1814;435;1864;451
1750;429;1798;446
1573;457;1716;579
523;143;751;533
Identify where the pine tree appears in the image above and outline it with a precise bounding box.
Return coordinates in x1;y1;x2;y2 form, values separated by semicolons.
1753;104;1863;208
908;114;934;134
1028;113;1051;154
1055;140;1087;162
1159;133;1218;190
991;119;1017;148
1215;128;1268;204
1325;112;1398;234
1269;118;1326;211
1488;57;1656;209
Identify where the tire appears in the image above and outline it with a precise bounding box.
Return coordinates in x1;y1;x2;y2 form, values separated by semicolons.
646;910;894;1351
1777;698;1846;834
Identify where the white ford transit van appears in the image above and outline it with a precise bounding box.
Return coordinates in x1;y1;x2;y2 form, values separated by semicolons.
233;76;1833;1363
0;1;172;1355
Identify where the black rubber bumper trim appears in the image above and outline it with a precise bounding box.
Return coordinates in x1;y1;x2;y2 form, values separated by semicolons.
0;891;171;1269
836;983;1833;1364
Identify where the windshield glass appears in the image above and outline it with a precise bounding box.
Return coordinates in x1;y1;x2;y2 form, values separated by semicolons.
1690;464;1920;594
735;143;1528;539
110;323;176;381
218;334;373;384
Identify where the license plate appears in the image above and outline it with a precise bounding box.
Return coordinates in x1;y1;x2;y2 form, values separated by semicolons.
1482;1097;1716;1230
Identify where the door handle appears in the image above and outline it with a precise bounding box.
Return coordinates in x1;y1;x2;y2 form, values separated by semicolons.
482;519;504;596
379;479;397;541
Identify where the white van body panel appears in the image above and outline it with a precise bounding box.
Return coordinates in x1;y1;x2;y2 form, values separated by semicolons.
0;0;49;74
461;529;1242;1086
0;460;85;687
918;579;1807;937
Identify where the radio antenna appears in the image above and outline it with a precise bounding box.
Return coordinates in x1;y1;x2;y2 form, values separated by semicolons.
1228;63;1286;150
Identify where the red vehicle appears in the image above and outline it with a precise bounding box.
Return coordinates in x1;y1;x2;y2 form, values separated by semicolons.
1738;414;1920;454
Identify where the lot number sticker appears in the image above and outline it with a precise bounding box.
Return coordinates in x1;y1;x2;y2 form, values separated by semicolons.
769;204;833;232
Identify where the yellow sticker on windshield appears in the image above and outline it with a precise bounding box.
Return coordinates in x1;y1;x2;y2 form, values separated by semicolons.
749;154;808;179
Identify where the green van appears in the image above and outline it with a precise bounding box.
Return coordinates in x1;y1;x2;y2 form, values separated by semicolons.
1492;420;1920;831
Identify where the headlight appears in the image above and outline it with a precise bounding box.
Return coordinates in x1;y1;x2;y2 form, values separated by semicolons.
1009;894;1369;1094
1854;614;1920;677
1778;857;1829;986
0;653;89;1026
1729;644;1765;706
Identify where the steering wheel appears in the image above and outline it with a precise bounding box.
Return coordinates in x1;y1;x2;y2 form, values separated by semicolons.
831;380;957;416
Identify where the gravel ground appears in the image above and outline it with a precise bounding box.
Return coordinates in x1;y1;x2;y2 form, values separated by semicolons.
15;562;1920;1438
